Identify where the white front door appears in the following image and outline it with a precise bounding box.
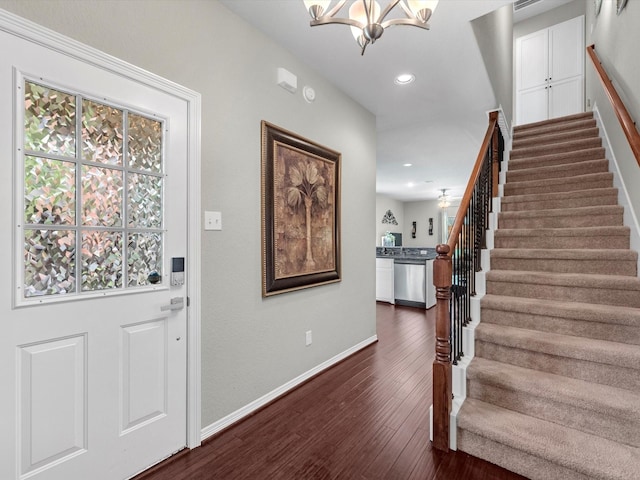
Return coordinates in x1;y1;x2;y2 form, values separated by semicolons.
0;18;192;480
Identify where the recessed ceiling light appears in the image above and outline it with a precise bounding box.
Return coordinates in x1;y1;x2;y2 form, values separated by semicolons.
408;182;415;187
395;73;415;85
403;163;412;167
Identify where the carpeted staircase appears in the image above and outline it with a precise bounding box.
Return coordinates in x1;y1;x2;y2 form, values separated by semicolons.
456;112;640;479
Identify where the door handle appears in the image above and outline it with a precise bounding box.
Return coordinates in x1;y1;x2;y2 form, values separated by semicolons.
161;297;184;312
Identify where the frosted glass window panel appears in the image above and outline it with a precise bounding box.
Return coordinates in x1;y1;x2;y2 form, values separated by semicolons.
24;82;76;157
24;229;76;297
82;100;123;165
20;81;164;300
128;173;162;228
128;114;162;173
81;231;123;291
82;166;123;227
24;156;75;225
127;233;162;287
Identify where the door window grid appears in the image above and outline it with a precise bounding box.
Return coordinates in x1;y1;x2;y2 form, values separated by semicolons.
21;80;164;300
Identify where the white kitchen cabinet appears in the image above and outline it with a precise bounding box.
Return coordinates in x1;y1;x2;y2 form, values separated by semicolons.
515;16;584;125
425;259;436;309
375;258;394;304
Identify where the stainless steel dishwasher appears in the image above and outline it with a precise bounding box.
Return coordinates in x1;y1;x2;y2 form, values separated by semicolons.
393;261;426;307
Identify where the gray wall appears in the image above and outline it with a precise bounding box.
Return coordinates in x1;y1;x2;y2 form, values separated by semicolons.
403;200;447;248
586;0;640;220
0;0;377;427
375;194;404;246
471;4;514;129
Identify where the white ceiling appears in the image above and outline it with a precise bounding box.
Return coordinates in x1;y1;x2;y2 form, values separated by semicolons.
220;0;566;202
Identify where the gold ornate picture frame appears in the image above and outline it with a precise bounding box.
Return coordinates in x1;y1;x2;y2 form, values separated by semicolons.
261;121;341;296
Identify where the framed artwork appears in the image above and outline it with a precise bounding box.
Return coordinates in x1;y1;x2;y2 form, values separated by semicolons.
261;121;341;296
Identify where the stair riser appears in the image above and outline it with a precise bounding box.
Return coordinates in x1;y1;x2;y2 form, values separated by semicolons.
501;194;618;212
457;430;589;480
486;280;640;308
475;341;640;392
512;128;599;149
489;257;636;276
481;309;640;346
498;213;623;229
511;138;602;160
504;177;613;196
494;235;629;250
466;381;640;447
506;161;608;183
508;148;605;171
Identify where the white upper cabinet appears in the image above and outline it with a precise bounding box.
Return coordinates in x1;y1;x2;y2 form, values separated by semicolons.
516;16;585;126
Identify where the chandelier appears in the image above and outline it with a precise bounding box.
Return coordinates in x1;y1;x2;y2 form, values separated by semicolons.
303;0;439;55
438;189;450;208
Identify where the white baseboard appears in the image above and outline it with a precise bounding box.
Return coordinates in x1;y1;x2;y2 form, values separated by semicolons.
200;335;378;441
592;104;640;274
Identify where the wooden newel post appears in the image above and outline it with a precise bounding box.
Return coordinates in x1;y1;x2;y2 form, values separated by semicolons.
432;244;452;452
490;110;500;199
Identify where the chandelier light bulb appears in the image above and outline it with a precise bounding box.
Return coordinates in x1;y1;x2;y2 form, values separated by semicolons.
349;0;382;43
304;0;332;19
407;0;439;22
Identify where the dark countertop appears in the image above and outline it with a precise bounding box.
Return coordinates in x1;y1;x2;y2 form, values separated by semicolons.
376;247;437;264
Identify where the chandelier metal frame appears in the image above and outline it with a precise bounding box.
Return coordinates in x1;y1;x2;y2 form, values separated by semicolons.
305;0;436;55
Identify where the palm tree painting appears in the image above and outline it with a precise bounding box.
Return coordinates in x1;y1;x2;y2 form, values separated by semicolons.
275;144;335;276
261;121;340;296
286;158;328;270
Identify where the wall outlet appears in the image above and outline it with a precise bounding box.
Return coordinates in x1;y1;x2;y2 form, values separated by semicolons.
305;330;312;346
420;250;427;255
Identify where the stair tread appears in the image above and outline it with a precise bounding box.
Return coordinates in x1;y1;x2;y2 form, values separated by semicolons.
458;398;640;479
512;127;599;148
475;322;640;369
508;147;605;170
499;205;623;219
511;137;602;158
513;117;596;136
504;171;613;190
501;187;617;204
481;294;640;325
514;112;594;131
507;158;607;175
495;225;630;237
487;270;640;289
467;357;640;418
490;248;637;260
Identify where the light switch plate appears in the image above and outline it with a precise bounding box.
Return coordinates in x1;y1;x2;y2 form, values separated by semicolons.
204;211;222;231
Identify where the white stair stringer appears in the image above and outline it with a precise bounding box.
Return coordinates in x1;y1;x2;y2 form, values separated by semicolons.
449;166;506;450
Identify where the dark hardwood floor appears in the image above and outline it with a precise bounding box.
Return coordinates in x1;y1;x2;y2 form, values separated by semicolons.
136;303;526;480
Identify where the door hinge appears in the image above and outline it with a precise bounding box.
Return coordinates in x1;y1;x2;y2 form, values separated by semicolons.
187;296;190;307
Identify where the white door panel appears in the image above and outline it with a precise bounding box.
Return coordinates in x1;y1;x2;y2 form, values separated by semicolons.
517;85;549;125
550;17;584;83
549;76;584;120
1;21;189;480
518;29;548;90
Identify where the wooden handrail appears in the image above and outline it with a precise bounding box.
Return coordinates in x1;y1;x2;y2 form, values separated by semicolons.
587;44;640;166
446;111;498;253
431;111;501;452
